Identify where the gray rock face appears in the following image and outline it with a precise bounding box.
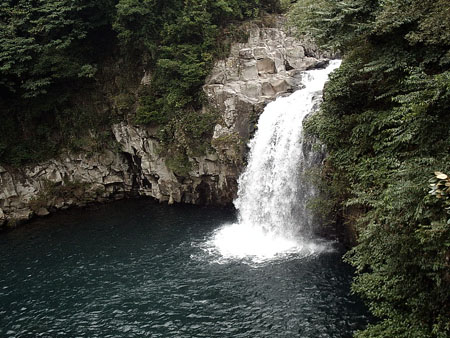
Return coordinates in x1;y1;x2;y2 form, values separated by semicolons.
111;122;238;206
107;17;328;210
0;152;132;227
204;19;328;189
0;207;5;226
0;16;328;227
36;208;50;217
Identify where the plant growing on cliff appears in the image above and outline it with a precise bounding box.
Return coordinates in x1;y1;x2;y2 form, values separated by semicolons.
115;0;284;125
114;0;285;169
29;179;93;212
294;0;450;336
0;0;118;165
0;0;286;166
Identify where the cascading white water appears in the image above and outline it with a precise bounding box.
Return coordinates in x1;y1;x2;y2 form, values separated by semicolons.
208;60;341;262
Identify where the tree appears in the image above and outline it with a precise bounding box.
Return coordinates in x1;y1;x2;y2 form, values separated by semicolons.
0;0;117;165
293;0;450;336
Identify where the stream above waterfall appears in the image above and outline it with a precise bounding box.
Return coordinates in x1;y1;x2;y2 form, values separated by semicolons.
0;200;370;337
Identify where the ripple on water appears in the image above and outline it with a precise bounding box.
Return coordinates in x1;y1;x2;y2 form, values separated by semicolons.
0;200;370;337
199;221;333;265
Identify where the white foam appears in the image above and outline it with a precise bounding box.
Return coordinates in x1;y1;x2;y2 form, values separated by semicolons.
207;61;342;263
207;222;329;263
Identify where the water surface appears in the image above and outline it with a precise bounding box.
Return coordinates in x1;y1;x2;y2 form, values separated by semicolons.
0;200;369;337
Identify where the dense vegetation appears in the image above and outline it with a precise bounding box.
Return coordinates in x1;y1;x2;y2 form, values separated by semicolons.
0;0;118;165
291;0;450;336
115;0;282;125
0;0;282;166
3;1;449;336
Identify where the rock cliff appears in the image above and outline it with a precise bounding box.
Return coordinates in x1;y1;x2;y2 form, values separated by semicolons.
0;17;329;228
0;152;132;227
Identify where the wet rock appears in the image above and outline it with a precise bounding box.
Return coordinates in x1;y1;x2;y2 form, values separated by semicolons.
168;195;174;205
306;59;330;70
257;58;276;74
271;79;290;93
240;60;259;81
9;209;33;224
36;208;50;217
54;198;65;209
239;48;254;59
0;150;133;226
0;208;5;226
262;82;276;97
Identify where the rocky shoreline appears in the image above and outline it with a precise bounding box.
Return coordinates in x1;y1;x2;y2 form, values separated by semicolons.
0;17;330;229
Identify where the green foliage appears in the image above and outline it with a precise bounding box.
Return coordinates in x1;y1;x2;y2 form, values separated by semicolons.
2;1;284;164
29;179;92;212
296;0;450;336
160;108;218;176
0;0;116;98
289;0;377;51
0;0;118;166
115;0;283;124
115;0;283;161
0;0;284;166
165;151;192;178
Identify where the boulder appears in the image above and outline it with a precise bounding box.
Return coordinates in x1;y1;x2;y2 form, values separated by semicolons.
240;60;258;81
271;79;290;94
0;208;5;226
253;47;268;60
10;209;33;224
262;82;276;96
36;208;50;217
257;58;276;74
239;48;254;59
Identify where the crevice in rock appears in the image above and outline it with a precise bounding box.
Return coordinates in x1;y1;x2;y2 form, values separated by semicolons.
306;60;329;70
122;152;142;196
142;177;152;189
284;60;294;71
195;181;211;205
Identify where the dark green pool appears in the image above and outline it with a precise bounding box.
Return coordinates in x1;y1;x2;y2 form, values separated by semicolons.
0;199;369;337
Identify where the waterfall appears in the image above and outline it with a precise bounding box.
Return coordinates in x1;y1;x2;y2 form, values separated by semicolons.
208;60;342;262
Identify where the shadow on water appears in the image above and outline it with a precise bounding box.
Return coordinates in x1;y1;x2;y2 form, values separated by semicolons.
0;199;371;337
